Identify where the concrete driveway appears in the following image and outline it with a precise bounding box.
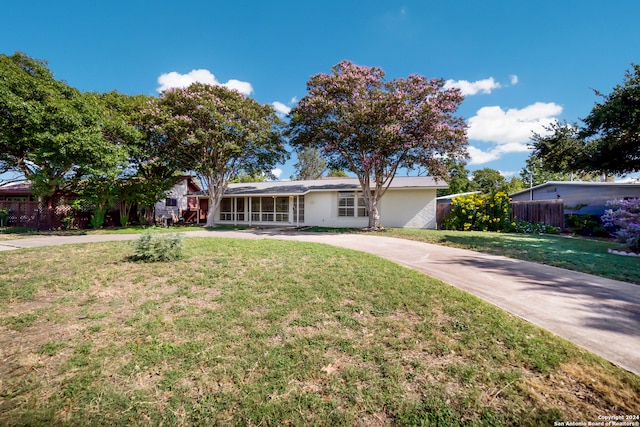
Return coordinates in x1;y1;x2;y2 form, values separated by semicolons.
1;228;639;375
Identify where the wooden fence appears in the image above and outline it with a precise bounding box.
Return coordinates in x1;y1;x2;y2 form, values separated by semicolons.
0;201;95;230
0;201;51;229
436;199;565;230
510;200;564;228
436;202;453;229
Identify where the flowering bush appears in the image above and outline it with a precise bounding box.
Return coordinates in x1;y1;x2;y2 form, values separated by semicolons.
602;198;640;252
512;220;560;235
443;192;513;232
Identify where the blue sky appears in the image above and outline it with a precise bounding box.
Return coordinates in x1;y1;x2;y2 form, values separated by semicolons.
2;0;639;181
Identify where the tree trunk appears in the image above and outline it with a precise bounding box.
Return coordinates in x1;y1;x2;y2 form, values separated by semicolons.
367;202;381;230
205;198;216;227
204;175;226;228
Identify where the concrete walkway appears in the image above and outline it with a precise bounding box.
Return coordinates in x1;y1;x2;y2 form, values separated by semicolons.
1;229;639;375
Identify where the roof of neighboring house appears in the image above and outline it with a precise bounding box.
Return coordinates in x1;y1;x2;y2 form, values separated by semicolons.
509;181;640;198
0;181;32;195
436;191;482;201
176;175;201;193
189;176;448;197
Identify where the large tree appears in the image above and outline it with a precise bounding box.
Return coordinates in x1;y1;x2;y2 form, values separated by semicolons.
529;64;640;178
471;168;506;195
146;83;287;227
0;52;127;209
437;160;477;197
287;60;467;230
293;147;326;180
580;63;640;175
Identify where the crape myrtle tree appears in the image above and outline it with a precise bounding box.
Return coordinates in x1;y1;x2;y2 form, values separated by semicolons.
145;83;287;227
287;60;467;230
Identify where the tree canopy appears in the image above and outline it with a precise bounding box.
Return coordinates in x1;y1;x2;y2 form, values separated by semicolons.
529;64;640;178
0;52;126;205
287;60;467;229
580;63;640;175
145;83;287;227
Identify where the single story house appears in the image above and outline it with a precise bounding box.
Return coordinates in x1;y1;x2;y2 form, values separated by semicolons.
154;175;202;224
187;176;448;229
509;181;640;215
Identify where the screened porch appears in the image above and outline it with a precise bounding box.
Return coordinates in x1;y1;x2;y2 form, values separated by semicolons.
218;195;305;226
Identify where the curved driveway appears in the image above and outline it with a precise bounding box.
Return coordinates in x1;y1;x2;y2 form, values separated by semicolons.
1;229;639;375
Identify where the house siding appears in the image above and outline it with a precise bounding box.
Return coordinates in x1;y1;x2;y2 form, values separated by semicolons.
155;179;189;221
380;189;438;228
304;192;369;228
213;188;439;229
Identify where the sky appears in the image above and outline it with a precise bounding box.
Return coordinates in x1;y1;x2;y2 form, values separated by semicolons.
2;0;639;181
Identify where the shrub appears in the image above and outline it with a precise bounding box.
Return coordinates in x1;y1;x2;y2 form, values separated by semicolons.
513;220;561;235
442;192;513;232
0;209;9;227
129;231;184;262
602;198;640;252
565;214;607;237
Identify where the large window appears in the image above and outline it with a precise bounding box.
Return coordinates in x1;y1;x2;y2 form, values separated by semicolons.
338;192;368;217
248;197;290;222
165;197;178;207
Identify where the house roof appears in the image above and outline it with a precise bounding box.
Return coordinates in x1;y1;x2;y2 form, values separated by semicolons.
189;176;447;197
436;191;482;201
0;181;32;195
509;180;640;198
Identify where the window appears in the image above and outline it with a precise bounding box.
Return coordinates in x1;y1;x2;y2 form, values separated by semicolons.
165;198;178;207
338;192;368;217
220;198;232;221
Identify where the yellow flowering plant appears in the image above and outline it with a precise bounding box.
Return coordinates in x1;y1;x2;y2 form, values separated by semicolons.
443;192;514;232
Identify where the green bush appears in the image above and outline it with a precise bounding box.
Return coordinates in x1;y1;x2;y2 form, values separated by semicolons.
442;192;514;232
513;220;561;235
129;231;184;262
565;214;607;237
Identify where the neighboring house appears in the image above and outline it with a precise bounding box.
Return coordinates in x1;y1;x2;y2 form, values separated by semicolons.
0;182;36;201
188;176;448;229
154;175;202;224
509;181;640;215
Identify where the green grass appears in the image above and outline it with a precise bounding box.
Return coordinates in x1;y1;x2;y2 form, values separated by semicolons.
0;224;203;237
0;238;638;425
376;228;639;284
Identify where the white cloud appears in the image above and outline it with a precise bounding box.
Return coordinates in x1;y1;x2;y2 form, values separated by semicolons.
270;168;283;179
510;75;519;85
498;170;516;178
157;69;253;95
466;102;563;165
467;146;501;165
272;101;291;116
444;77;501;96
223;79;253;95
468;102;562;145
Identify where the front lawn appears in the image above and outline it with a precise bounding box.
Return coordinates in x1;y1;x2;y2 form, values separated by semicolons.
0;238;638;425
380;229;640;284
